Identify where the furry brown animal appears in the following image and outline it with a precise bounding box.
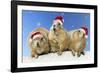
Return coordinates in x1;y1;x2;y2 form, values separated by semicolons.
68;29;87;57
28;28;50;58
48;16;69;55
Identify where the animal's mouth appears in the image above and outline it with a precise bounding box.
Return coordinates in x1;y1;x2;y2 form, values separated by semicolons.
53;27;59;32
53;28;56;31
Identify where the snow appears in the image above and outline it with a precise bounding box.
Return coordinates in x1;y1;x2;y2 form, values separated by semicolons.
23;51;91;63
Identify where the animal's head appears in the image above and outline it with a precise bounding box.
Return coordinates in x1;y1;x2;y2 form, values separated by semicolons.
72;27;88;40
50;16;64;32
29;32;47;48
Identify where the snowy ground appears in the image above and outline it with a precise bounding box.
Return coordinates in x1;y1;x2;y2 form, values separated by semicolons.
23;51;92;66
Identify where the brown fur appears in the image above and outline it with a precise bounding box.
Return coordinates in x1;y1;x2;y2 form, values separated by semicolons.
28;28;50;58
68;30;86;57
49;28;69;55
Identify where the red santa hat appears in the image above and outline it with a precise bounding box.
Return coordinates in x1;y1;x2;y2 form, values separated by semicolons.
53;16;64;25
79;26;88;38
29;31;43;42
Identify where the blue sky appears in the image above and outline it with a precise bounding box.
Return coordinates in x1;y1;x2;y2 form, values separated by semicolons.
22;10;90;56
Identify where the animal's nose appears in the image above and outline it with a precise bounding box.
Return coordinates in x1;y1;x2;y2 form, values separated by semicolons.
78;30;81;32
53;28;56;31
37;42;40;47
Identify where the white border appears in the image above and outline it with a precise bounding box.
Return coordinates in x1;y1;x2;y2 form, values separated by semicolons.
17;5;94;68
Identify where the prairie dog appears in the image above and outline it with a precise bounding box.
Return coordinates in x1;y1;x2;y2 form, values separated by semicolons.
48;16;69;55
68;27;88;57
28;28;50;58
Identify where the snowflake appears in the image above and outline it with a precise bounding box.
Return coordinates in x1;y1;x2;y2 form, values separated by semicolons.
37;22;41;26
61;13;64;16
72;25;74;28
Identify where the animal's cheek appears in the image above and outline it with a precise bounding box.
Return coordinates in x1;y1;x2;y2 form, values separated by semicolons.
31;43;35;48
31;41;37;48
81;33;85;38
36;48;44;54
79;34;82;38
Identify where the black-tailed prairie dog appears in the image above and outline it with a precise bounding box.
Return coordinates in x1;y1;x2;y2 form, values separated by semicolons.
68;27;88;57
48;16;69;55
28;28;50;58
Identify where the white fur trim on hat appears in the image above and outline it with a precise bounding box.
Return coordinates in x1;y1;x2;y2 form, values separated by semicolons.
29;35;42;43
32;34;43;40
85;35;88;38
53;19;63;25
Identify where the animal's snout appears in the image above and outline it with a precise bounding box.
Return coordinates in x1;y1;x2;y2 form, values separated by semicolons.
53;25;55;28
53;28;56;31
37;42;40;47
78;30;81;33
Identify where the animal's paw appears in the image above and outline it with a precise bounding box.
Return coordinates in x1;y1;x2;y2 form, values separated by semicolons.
50;48;57;53
81;51;85;55
34;54;39;58
57;51;62;56
77;54;81;57
71;51;75;56
31;54;38;59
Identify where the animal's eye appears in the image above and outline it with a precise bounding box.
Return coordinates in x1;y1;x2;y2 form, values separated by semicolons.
41;38;43;41
58;23;61;26
78;30;81;32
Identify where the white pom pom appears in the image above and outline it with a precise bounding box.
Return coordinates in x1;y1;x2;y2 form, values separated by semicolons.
85;35;88;38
